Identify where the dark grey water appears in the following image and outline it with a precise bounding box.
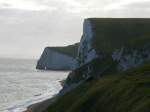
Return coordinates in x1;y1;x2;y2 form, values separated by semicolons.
0;58;68;112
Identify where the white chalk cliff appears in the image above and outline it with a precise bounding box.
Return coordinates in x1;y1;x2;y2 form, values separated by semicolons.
112;45;150;71
36;47;77;70
77;19;98;66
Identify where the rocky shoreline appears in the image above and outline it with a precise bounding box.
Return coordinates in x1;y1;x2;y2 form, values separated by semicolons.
24;80;64;112
24;98;51;112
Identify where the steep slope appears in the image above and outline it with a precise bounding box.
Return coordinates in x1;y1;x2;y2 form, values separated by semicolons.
36;43;79;70
47;63;150;112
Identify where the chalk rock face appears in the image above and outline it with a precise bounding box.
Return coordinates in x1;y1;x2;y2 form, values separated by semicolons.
112;45;150;71
77;19;98;66
36;47;77;70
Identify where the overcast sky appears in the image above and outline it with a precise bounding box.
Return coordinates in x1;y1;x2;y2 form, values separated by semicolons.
0;0;150;59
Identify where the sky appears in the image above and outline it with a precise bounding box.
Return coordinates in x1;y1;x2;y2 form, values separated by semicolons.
0;0;150;59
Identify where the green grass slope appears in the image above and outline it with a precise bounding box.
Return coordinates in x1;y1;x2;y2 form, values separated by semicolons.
47;63;150;112
89;18;150;54
65;56;118;85
47;43;79;58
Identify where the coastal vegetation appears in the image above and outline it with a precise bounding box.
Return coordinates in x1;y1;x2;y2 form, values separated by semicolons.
48;63;150;112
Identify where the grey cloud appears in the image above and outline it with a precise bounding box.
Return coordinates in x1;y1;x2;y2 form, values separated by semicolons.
0;8;82;58
104;1;150;17
0;0;149;59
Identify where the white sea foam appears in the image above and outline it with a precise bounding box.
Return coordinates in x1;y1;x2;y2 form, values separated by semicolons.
0;58;68;112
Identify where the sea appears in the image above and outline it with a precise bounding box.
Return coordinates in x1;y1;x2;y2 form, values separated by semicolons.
0;58;68;112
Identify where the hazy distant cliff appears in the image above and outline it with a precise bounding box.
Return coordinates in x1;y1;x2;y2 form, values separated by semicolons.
36;43;79;70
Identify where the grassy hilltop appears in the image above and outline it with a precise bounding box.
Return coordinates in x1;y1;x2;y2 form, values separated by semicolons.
90;18;150;54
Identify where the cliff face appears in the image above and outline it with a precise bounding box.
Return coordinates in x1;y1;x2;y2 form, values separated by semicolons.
77;19;98;66
78;18;150;68
64;18;150;88
36;47;77;70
